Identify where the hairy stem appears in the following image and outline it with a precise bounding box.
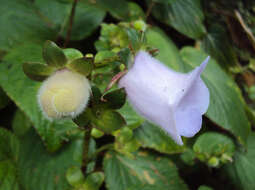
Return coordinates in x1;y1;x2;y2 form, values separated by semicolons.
64;0;79;47
81;125;92;174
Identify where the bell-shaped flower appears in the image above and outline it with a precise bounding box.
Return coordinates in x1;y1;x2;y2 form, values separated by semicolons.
119;51;210;145
38;69;91;120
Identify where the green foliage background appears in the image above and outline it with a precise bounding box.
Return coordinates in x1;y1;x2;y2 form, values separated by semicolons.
0;0;255;190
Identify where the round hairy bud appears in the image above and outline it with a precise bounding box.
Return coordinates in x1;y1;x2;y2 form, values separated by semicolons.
38;69;90;120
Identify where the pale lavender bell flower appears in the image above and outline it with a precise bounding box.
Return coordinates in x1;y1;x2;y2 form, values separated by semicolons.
119;51;210;145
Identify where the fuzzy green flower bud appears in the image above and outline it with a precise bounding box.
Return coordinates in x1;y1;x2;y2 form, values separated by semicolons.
38;69;90;120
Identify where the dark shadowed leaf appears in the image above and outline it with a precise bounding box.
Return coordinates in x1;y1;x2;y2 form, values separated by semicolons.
150;0;206;39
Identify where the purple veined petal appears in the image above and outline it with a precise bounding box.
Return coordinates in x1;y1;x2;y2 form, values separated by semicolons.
175;107;202;137
119;51;210;145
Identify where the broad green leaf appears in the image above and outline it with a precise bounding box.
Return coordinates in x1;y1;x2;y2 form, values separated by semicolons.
193;132;235;166
225;133;255;190
0;160;20;190
202;25;238;67
82;172;104;190
0;0;55;51
17;129;81;190
145;27;185;71
61;1;106;41
43;40;67;67
35;0;105;41
103;151;188;190
0;128;20;189
82;0;128;20
0;43;78;151
66;166;85;187
0;128;19;162
126;2;145;21
180;47;250;145
12;109;32;137
134;122;186;154
23;62;55;81
150;0;206;39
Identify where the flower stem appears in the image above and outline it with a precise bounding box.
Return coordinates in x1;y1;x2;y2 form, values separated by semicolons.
81;124;92;174
64;0;78;48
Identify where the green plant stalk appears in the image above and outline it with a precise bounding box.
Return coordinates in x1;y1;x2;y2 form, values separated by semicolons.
81;124;92;174
64;0;79;47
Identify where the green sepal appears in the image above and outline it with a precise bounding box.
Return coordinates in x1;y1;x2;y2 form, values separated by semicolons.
91;109;126;133
23;62;56;81
63;48;83;62
66;166;85;187
82;172;104;190
102;88;126;109
66;57;93;76
193;132;235;166
43;40;67;68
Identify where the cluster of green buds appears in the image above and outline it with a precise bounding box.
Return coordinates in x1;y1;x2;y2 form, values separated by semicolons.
66;166;104;190
193;132;235;167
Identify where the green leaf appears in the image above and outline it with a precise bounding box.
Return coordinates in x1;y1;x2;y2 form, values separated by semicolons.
82;172;104;190
103;151;188;190
66;166;85;187
17;129;81;190
0;160;20;190
94;50;118;66
126;2;145;21
180;47;251;145
0;128;20;189
225;133;255;190
193;132;235;166
145;27;185;71
83;0;128;20
63;48;84;62
91;109;126;133
23;62;55;81
12;109;32;137
35;0;105;41
198;185;214;190
118;102;144;129
0;43;78;151
201;25;238;67
0;0;55;51
0;128;19;162
66;57;93;76
134;122;186;154
103;88;126;109
43;40;67;67
61;1;105;41
150;0;206;39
